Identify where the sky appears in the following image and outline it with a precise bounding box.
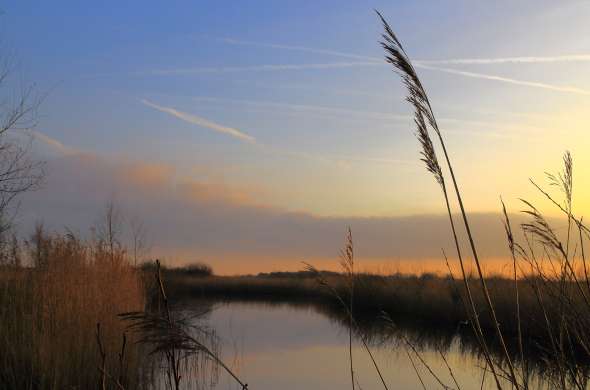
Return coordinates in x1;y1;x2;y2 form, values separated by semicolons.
2;1;590;273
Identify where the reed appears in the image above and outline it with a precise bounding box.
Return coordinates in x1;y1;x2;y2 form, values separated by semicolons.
0;228;147;389
121;260;248;390
377;10;590;389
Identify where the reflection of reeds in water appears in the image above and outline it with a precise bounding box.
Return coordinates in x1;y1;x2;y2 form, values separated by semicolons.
377;9;590;390
306;231;391;390
165;271;590;347
120;260;248;390
340;228;356;390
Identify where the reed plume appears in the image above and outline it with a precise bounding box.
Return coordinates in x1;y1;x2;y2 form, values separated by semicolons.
377;10;517;388
378;11;590;387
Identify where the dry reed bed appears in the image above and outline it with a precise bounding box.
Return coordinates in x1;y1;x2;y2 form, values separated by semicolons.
0;232;147;389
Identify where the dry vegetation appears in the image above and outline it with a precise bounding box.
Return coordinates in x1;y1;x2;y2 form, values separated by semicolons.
0;226;147;389
164;269;588;351
2;7;590;390
0;39;243;389
375;10;590;389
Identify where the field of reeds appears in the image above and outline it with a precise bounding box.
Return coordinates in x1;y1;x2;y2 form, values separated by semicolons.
0;224;248;390
0;227;148;389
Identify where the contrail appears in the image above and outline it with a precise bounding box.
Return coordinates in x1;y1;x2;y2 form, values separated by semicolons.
32;131;79;155
190;95;410;122
220;38;380;61
147;61;590;96
415;55;590;65
141;99;256;143
190;95;544;135
223;37;590;65
144;62;382;75
220;38;590;95
415;64;590;95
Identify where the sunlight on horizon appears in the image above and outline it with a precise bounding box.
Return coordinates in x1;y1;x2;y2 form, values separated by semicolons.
2;1;590;270
4;4;590;390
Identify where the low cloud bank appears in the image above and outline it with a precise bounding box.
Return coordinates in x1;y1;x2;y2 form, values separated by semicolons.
19;152;560;274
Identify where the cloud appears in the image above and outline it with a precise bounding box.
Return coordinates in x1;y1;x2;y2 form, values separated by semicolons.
19;152;559;274
141;99;256;143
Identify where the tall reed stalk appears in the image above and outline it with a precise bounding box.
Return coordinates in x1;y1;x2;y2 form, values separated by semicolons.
378;10;590;390
376;11;516;388
305;228;390;390
340;228;356;390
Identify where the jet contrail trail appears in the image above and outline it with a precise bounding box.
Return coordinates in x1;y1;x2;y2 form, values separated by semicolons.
220;37;590;95
415;64;590;95
142;99;257;143
415;55;590;65
144;62;383;75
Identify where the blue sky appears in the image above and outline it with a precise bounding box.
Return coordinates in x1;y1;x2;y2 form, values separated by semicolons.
4;1;590;271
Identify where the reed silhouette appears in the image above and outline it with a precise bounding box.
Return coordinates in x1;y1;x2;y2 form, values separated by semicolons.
375;10;590;390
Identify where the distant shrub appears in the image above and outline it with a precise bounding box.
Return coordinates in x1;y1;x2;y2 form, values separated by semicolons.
140;259;164;272
182;263;213;276
419;272;437;281
141;261;212;277
257;270;339;279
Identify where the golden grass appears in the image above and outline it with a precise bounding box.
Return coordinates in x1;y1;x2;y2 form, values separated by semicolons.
0;231;147;389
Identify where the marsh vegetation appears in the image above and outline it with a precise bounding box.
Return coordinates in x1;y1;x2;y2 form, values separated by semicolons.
2;8;590;390
0;228;147;389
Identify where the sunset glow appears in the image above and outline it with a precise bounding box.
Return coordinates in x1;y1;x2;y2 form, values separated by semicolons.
5;1;590;273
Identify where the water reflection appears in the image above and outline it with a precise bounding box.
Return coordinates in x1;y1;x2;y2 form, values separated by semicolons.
173;299;574;390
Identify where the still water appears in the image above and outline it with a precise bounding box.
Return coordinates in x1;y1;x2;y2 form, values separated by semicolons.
179;301;549;390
